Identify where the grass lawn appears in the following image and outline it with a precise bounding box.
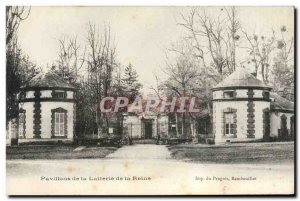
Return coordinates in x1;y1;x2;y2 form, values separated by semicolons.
6;145;118;160
168;142;294;164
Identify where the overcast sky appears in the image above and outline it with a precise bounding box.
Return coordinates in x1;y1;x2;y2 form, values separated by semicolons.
17;6;294;92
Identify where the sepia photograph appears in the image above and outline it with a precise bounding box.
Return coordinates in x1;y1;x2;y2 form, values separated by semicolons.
5;6;295;195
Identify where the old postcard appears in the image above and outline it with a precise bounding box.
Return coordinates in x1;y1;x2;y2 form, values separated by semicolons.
6;6;295;195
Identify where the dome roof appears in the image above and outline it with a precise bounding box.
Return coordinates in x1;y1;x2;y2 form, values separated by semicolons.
24;72;75;90
212;68;271;90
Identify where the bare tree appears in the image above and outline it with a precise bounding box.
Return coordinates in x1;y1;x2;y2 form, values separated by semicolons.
162;54;202;138
54;36;86;83
6;6;38;123
224;7;240;72
150;73;163;100
6;6;30;45
276;26;294;70
242;30;276;83
86;22;117;136
178;7;241;80
271;26;294;97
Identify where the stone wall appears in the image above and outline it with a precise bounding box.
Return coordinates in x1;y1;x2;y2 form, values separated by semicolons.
213;88;271;144
40;102;74;139
18;89;75;141
254;102;271;139
158;115;169;136
213;101;248;143
125;115;142;138
19;102;34;138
